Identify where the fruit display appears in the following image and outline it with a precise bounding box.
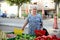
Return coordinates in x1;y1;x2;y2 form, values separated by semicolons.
6;33;36;40
0;29;60;40
34;30;46;37
0;31;60;40
34;35;60;40
46;35;53;40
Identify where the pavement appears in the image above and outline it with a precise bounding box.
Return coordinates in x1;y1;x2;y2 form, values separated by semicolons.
0;18;60;38
43;18;60;38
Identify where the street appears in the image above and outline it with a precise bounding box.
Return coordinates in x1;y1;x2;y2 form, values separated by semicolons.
0;18;60;37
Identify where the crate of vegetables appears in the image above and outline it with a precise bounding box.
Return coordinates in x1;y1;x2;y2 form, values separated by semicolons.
6;34;16;40
34;35;60;40
34;30;46;37
16;34;36;40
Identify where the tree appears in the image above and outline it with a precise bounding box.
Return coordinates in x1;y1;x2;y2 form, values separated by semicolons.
54;0;60;14
5;0;30;18
53;0;60;29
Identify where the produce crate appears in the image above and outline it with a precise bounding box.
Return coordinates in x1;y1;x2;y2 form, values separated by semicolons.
6;32;36;40
7;37;16;40
6;32;14;34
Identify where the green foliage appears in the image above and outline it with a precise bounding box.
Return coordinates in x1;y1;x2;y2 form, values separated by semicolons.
38;12;42;15
5;0;30;17
58;13;60;18
5;0;31;6
22;13;28;17
54;0;60;3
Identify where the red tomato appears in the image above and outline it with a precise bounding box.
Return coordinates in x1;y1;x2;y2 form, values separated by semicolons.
34;38;39;40
39;30;46;35
57;38;60;40
37;36;41;40
40;35;47;40
34;36;41;40
34;30;46;37
46;35;53;40
52;35;57;40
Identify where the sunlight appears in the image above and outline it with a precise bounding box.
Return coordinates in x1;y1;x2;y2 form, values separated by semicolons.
1;2;17;17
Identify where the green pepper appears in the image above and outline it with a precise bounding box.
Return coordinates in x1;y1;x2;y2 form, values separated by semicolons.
22;34;27;39
29;36;34;40
26;35;30;39
33;36;36;40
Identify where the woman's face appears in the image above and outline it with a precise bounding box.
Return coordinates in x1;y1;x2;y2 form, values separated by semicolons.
32;9;37;14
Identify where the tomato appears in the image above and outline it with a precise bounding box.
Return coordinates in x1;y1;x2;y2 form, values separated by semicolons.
39;30;46;35
46;35;53;40
34;36;41;40
34;38;39;40
40;35;47;40
34;30;46;37
57;38;60;40
52;35;57;40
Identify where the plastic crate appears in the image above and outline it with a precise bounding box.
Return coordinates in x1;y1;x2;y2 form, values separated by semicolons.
7;37;16;40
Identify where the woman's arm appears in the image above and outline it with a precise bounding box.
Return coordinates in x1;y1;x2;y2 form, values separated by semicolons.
22;20;28;30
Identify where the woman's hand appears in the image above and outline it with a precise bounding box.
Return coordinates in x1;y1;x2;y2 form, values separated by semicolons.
22;27;24;30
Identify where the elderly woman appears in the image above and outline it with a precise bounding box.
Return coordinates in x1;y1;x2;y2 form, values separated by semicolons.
22;6;43;35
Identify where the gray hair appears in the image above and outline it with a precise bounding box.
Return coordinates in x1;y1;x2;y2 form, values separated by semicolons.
30;5;37;10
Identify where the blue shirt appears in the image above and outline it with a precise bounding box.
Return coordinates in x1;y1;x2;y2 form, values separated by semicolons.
27;13;43;35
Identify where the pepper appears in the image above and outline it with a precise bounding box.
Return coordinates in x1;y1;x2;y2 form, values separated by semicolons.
52;35;58;40
34;30;40;37
40;35;47;40
34;36;41;40
57;38;60;40
34;38;39;40
46;35;53;40
34;30;46;37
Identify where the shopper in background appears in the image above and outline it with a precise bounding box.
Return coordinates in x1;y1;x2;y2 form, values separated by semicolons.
1;11;7;18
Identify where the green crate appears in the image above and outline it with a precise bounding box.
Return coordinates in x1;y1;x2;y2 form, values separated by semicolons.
6;32;16;40
6;32;36;40
6;32;14;34
7;37;16;40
